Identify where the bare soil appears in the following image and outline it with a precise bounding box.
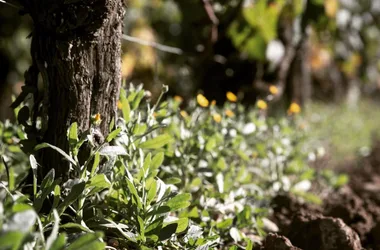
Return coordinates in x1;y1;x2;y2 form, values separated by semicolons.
260;140;380;250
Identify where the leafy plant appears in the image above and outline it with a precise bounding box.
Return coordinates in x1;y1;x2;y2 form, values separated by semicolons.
0;84;337;249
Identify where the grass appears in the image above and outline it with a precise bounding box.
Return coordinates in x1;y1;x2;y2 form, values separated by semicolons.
304;98;380;165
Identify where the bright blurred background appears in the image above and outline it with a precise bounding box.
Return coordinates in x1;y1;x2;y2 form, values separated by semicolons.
1;0;380;165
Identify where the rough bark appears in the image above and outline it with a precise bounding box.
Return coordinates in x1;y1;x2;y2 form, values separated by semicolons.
23;0;124;178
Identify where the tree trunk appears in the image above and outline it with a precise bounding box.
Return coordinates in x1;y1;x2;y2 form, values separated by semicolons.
23;0;124;179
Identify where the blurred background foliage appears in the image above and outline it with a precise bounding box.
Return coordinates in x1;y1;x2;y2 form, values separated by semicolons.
1;0;380;162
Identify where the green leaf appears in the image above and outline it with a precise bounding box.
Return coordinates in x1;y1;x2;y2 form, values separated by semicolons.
246;239;253;250
145;217;164;236
188;207;199;218
106;128;121;142
133;124;147;135
216;218;233;229
131;89;145;110
86;174;111;196
29;154;38;195
244;35;266;61
147;179;157;204
146;205;171;219
53;184;61;209
12;203;33;213
40;168;55;190
166;193;191;212
159;223;178;241
57;181;86;215
126;178;143;209
91;153;100;177
35;143;77;167
165;177;182;185
61;223;93;233
50;233;67;250
120;88;131;122
139;134;173;149
175;217;188;233
67;232;105;250
0;231;25;250
68;122;78;147
34;178;61;213
137;216;145;238
143;153;152;172
151;152;164;171
205;137;217;152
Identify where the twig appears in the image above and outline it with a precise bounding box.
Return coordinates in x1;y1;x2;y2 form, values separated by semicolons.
122;34;183;55
202;0;219;42
0;0;22;9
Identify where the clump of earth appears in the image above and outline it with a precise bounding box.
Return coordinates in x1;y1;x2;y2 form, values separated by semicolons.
258;140;380;250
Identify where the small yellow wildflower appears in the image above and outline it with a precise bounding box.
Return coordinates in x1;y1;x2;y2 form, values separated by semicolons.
226;91;237;102
213;113;222;123
180;110;189;118
197;94;209;107
117;100;123;110
211;100;216;106
269;85;279;95
92;113;102;125
288;102;301;114
174;95;183;102
257;100;267;110
225;109;235;117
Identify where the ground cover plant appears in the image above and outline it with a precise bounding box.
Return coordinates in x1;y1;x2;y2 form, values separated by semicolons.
0;84;339;249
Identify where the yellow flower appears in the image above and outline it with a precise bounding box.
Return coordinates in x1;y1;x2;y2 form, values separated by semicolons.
257;100;267;110
288;102;301;114
117;100;123;110
174;95;183;102
226;91;237;102
92;113;102;125
269;85;279;95
213;113;222;123
197;94;209;107
180;110;189;118
325;0;338;18
225;109;235;117
211;100;216;106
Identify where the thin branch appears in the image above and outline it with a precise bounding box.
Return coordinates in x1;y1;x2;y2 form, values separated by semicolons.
122;34;183;55
0;0;22;9
202;0;219;43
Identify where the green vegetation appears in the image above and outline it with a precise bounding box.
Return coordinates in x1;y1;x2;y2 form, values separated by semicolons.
305;99;380;164
0;85;346;249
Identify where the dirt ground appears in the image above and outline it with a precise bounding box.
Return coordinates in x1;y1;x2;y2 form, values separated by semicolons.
258;140;380;250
